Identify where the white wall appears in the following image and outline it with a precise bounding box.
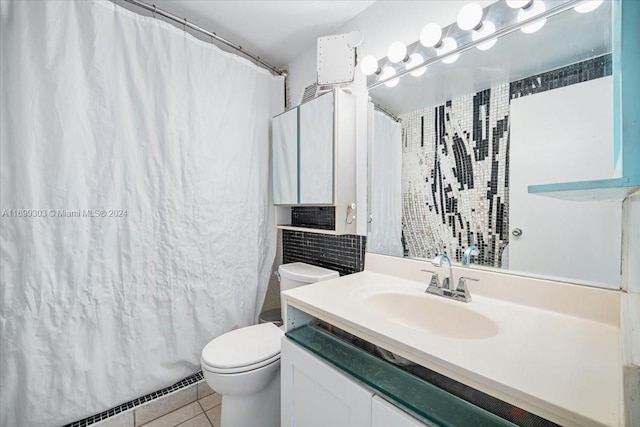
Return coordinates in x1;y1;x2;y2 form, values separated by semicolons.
287;1;496;235
288;0;497;105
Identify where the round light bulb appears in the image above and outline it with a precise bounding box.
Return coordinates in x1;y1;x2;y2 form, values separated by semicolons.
518;0;547;34
506;0;533;8
457;3;483;31
420;23;442;48
574;0;603;13
436;37;459;64
346;30;363;48
406;53;426;77
472;20;497;50
381;66;399;88
388;41;407;63
360;55;379;76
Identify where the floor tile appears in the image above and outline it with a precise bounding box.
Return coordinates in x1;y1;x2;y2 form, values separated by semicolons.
198;393;221;412
135;385;198;426
176;413;212;427
140;402;202;427
93;411;134;427
197;382;214;399
204;405;221;427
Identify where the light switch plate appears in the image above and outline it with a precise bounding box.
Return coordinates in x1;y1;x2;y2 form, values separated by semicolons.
317;34;355;86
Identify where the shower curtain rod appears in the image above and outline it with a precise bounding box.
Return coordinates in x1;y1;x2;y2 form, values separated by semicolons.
122;0;286;76
374;103;401;123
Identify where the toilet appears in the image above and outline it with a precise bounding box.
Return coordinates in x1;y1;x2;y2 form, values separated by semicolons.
200;262;339;427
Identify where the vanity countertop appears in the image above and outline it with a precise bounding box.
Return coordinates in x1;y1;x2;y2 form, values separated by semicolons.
282;254;622;427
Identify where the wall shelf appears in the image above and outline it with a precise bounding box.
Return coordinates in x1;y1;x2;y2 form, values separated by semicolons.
276;224;344;236
528;177;640;201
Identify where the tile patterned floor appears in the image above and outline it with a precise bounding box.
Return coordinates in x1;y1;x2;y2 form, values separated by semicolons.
140;391;222;427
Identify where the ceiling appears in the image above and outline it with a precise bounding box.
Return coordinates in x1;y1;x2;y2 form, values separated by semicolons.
150;1;375;68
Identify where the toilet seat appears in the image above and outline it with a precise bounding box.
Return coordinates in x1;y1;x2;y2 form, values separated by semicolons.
202;352;280;374
201;322;284;374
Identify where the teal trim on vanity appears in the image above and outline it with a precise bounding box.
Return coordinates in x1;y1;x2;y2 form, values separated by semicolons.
529;0;639;201
286;325;516;427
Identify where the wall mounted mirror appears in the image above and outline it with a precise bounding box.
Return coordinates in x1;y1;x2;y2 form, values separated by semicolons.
367;0;621;289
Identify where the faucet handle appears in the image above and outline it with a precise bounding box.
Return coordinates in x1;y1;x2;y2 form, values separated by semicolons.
463;246;480;266
431;254;450;267
420;269;441;289
456;276;478;293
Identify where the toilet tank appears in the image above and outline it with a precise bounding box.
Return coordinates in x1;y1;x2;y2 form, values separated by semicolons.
278;262;339;318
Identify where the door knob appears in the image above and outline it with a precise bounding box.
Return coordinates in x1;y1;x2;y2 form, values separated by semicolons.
512;228;523;237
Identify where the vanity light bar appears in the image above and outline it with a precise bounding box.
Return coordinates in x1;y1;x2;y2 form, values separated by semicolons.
367;0;592;89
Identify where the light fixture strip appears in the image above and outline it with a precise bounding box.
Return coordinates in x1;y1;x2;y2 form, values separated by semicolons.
368;0;583;89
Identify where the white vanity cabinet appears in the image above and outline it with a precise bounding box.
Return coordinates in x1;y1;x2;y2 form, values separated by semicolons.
281;338;430;427
281;338;372;427
372;397;430;427
272;89;357;235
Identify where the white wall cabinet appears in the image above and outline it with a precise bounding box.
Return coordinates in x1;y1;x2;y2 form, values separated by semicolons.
299;91;334;204
281;338;429;427
273;108;299;205
272;89;357;235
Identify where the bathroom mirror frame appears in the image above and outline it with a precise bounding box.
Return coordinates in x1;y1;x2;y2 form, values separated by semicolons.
366;0;622;290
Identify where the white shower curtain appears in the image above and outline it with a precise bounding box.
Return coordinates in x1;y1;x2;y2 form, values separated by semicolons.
0;1;283;426
368;110;403;256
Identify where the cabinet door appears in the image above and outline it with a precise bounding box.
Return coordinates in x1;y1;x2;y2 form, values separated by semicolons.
299;92;334;204
372;396;430;427
281;338;372;427
273;108;298;204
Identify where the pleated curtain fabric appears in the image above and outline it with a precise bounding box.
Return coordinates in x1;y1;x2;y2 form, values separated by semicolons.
368;110;404;257
0;1;282;425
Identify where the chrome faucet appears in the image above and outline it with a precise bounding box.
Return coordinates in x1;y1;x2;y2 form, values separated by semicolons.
422;253;478;303
463;246;480;266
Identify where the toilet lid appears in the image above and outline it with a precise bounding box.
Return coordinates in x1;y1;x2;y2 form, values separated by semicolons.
201;323;284;371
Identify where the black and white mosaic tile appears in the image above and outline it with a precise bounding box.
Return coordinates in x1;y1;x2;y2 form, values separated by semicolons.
510;54;612;100
399;54;611;268
401;84;510;267
291;206;336;230
282;230;366;276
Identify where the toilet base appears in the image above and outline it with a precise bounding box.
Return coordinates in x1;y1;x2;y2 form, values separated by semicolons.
220;371;280;427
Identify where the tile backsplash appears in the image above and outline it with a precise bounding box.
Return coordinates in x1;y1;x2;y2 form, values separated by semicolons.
282;230;366;276
291;206;336;230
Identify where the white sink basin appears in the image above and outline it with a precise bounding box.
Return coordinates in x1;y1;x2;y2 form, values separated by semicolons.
361;291;499;340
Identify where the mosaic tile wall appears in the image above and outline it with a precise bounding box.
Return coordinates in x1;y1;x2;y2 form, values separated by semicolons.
401;85;510;266
400;54;611;267
282;230;366;276
291;206;336;230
